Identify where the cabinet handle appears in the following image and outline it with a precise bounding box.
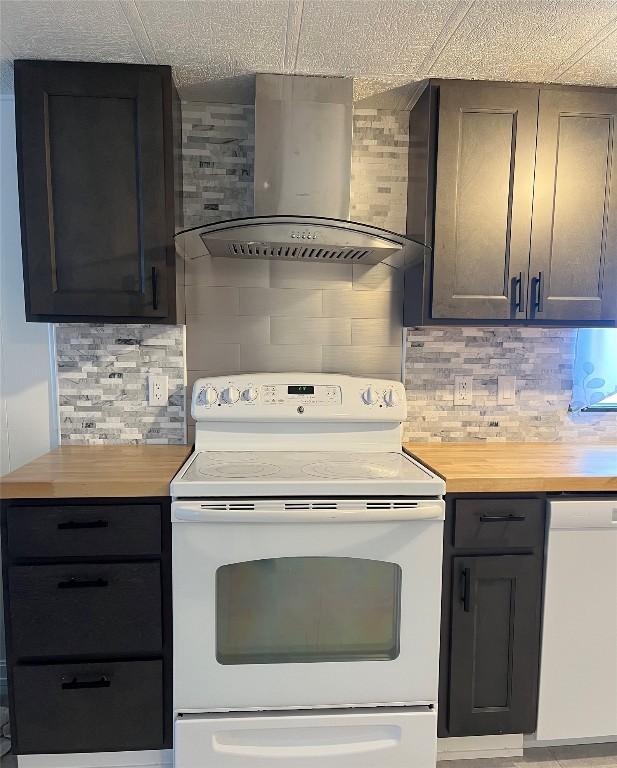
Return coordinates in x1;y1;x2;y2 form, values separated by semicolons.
532;271;544;314
57;519;108;531
460;566;472;612
152;266;158;310
512;271;524;312
57;577;108;589
61;675;110;690
479;514;526;523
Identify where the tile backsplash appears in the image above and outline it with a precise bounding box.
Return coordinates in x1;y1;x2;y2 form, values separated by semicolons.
403;327;616;443
54;100;615;446
56;324;185;444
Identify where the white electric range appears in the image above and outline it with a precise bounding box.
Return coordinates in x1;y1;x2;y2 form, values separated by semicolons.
171;373;445;768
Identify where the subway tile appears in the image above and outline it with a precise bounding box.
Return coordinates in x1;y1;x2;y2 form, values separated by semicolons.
239;287;323;317
323;290;402;319
352;263;400;291
270;317;351;345
185;254;269;287
352;318;403;346
240;344;322;373
185;342;240;374
185;286;239;316
323;345;401;377
186;315;269;346
270;260;353;290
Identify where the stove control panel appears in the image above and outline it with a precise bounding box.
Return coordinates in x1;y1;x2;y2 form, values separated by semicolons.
192;374;406;422
261;384;340;406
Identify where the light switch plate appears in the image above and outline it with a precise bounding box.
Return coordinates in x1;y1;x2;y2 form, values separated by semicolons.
454;376;473;405
498;375;516;405
148;374;168;406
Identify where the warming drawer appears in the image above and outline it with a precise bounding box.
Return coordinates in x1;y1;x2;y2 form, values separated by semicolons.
175;707;437;768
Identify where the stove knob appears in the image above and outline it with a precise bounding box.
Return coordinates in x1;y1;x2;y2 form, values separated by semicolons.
221;385;240;404
383;388;399;407
362;386;378;405
242;387;258;402
198;386;218;406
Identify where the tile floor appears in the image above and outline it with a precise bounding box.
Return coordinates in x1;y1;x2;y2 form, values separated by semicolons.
444;744;617;767
3;744;616;767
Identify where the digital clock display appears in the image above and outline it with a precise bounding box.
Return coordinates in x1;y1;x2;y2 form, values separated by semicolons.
288;385;314;395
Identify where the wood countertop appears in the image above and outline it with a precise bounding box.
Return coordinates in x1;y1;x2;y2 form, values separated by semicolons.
0;445;192;499
404;442;617;493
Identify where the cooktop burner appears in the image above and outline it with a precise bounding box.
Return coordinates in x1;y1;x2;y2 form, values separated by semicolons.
181;451;435;485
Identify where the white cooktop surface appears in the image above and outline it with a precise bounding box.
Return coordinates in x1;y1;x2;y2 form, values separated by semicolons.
172;451;445;497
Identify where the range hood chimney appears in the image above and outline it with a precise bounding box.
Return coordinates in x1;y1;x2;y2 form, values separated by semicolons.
254;74;352;219
176;74;425;267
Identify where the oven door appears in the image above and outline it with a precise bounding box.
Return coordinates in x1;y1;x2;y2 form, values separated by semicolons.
172;499;444;712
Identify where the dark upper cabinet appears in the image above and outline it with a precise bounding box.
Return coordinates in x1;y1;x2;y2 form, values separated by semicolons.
528;88;617;323
404;79;617;326
431;82;538;321
15;60;180;323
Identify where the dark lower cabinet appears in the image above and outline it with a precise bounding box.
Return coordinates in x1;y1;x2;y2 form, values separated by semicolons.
9;562;162;658
448;554;542;735
439;495;546;737
12;660;163;754
1;497;172;755
15;60;181;323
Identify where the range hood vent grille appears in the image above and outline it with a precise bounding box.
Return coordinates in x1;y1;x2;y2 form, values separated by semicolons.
227;242;372;261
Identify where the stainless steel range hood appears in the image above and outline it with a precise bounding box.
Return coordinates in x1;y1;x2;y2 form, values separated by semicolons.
175;74;422;267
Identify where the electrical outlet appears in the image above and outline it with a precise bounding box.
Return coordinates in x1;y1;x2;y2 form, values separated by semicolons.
148;374;168;406
498;375;516;405
454;375;473;405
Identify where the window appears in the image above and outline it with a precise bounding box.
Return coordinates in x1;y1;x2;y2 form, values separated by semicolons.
571;329;617;411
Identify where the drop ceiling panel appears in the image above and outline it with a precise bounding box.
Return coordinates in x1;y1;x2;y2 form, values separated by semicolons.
134;0;288;69
1;0;616;99
557;28;617;87
296;0;457;75
428;0;617;84
0;0;146;63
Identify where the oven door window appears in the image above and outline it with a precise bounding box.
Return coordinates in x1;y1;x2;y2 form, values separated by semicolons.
216;557;402;664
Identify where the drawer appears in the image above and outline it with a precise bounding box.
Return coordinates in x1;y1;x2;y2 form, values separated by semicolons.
6;503;161;559
453;499;545;550
12;659;163;754
8;562;162;657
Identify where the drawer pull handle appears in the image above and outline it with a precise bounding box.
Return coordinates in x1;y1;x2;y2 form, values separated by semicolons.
62;676;110;690
460;567;472;612
512;271;524;312
152;266;158;310
57;519;109;530
532;271;544;314
57;577;109;589
479;514;526;523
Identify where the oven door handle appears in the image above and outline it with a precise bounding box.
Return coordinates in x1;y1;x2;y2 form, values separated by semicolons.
213;723;402;758
172;502;444;523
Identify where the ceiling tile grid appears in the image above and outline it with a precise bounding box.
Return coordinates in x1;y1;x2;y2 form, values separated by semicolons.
1;0;616;101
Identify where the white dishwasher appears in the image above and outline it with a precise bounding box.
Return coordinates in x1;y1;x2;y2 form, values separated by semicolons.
536;498;617;740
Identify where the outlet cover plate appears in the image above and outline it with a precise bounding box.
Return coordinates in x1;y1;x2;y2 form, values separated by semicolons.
454;375;473;405
148;374;168;406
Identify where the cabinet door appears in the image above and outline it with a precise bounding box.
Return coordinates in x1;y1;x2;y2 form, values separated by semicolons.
448;555;541;736
432;82;538;319
15;60;174;321
528;89;617;323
